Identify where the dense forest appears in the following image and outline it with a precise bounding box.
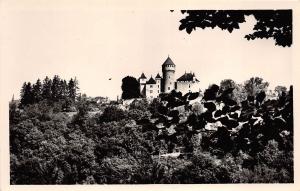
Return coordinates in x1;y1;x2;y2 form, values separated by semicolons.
9;76;293;184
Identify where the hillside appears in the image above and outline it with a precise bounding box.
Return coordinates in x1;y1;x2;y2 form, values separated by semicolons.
9;76;293;184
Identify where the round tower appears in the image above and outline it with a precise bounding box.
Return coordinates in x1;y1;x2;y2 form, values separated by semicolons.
162;56;176;93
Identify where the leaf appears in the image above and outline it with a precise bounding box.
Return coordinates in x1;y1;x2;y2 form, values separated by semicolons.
186;27;193;34
179;24;186;31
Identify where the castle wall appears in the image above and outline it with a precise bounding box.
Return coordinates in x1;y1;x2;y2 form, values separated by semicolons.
155;79;162;94
176;81;200;95
145;83;160;99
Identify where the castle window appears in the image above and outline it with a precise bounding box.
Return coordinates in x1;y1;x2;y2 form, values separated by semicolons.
158;85;159;88
168;87;170;90
170;82;172;85
150;85;153;88
158;90;159;93
189;84;191;88
150;90;153;93
169;76;170;79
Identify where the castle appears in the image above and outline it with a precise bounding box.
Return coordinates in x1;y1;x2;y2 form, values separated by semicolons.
139;56;200;98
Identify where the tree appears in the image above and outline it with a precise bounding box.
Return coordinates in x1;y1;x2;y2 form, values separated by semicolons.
51;75;61;101
232;83;248;103
129;99;149;111
244;77;269;97
274;85;287;97
219;79;249;103
219;79;236;93
74;77;79;94
176;152;223;183
20;82;27;105
42;76;52;100
9;101;20;124
203;84;219;101
100;106;127;123
20;82;34;107
121;76;140;99
59;80;68;100
68;78;78;101
32;79;42;103
178;10;292;47
19;76;80;107
72;99;89;126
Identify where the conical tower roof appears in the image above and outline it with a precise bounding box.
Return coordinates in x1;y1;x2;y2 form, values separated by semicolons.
140;72;147;79
162;56;175;66
155;73;162;79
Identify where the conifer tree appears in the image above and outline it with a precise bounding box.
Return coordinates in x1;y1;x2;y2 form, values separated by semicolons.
32;79;42;103
51;75;61;101
20;82;33;106
20;82;27;102
74;77;79;99
59;79;68;100
68;78;77;101
42;76;52;100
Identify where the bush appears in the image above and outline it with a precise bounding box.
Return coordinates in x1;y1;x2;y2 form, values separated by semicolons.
231;140;293;183
129;99;149;111
23;101;54;121
170;152;225;183
100;106;127;122
128;109;150;120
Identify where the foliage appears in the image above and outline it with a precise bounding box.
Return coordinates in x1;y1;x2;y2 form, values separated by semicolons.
232;83;247;103
100;106;127;123
274;85;287;96
128;109;150;121
10;76;293;184
20;75;79;109
219;79;236;93
179;10;292;47
72;99;89;126
243;77;269;97
129;99;149;111
9;102;21;125
20;82;34;107
231;140;293;183
121;76;140;99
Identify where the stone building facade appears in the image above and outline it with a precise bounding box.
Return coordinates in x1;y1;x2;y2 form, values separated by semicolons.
176;72;200;95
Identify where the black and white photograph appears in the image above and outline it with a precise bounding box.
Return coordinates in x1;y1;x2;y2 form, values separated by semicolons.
0;0;299;190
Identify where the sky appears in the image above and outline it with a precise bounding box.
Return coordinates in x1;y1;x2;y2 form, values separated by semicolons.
0;2;293;100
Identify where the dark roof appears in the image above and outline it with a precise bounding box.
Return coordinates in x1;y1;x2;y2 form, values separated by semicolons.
162;56;175;66
140;73;147;79
155;73;162;79
146;77;156;84
177;72;199;82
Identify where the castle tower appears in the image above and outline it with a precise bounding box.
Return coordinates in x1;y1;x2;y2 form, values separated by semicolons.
162;56;176;93
139;73;147;97
155;73;162;94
